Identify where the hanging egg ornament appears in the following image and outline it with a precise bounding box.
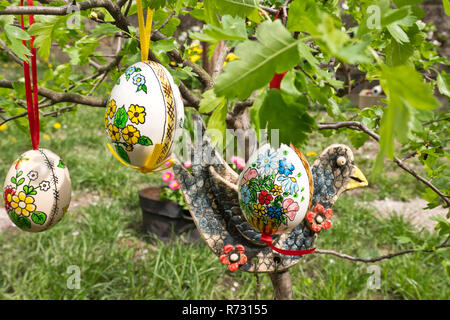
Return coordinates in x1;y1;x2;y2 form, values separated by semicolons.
3;149;72;232
105;61;185;169
238;143;313;235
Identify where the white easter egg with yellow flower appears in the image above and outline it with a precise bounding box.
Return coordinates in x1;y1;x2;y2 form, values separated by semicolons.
105;61;185;168
3;149;72;232
237;143;313;235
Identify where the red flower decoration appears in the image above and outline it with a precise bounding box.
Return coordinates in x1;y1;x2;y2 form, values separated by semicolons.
258;191;273;205
3;186;15;212
306;204;333;232
219;244;247;272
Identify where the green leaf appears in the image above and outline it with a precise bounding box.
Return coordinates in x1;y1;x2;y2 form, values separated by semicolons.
114;106;128;129
115;144;130;164
17;216;31;229
160;17;181;37
11;177;16;184
443;260;450;278
17;171;23;177
261;214;268;224
4;25;31;62
205;102;228;148
430;215;450;236
28;16;64;59
138;136;153;146
395;235;412;244
199;89;227;114
203;0;220;26
215;20;300;100
436;71;450;97
445;0;450;16
17;178;25;186
373;64;440;175
139;84;148;93
24;185;35;195
152;39;177;55
387;24;410;44
257;90;315;146
207;0;259;19
280;214;288;226
31;211;47;225
0;0;9;10
190;15;247;42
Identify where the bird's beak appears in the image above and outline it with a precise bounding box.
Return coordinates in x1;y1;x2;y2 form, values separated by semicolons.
346;165;368;190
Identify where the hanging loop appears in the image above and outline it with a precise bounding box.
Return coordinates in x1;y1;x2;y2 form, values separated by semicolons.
20;0;40;150
136;0;154;62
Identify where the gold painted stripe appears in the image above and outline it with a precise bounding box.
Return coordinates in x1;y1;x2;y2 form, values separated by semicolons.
145;61;176;164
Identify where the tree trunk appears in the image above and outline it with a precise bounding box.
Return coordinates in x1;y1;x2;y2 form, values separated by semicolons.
269;270;293;300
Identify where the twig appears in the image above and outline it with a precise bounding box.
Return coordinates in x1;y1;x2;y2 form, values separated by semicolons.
317;121;450;207
0;39;23;66
0;79;106;107
315;240;450;263
155;10;176;32
0;0;130;33
260;5;279;15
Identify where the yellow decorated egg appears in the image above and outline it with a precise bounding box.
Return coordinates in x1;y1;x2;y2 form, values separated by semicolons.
105;61;185;168
237;143;313;235
3;149;72;232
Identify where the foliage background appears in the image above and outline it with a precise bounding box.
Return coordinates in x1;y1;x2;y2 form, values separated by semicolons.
0;0;448;299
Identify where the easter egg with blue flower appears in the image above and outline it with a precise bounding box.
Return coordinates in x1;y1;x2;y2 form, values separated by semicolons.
3;149;72;232
237;143;313;235
105;61;185;169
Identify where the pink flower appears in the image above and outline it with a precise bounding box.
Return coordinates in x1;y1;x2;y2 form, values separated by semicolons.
236;159;246;170
184;160;192;168
169;179;180;190
282;199;299;221
162;171;174;182
164;158;174;167
241;168;258;185
230;156;239;164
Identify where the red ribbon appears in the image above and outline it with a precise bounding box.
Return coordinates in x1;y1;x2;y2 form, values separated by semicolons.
269;72;287;90
20;0;40;150
260;233;316;256
269;8;288;90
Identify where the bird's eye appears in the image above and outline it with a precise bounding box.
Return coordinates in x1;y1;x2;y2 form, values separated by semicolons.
337;156;346;166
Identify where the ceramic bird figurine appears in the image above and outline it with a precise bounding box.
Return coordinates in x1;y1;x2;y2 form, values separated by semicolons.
173;117;368;273
360;84;383;96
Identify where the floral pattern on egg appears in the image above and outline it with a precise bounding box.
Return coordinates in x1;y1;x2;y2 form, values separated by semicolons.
237;144;313;235
105;61;185;168
3;149;72;232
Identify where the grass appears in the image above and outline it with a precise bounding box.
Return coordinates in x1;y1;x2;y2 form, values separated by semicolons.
0;107;448;300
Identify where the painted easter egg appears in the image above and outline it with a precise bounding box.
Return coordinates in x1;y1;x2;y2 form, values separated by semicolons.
3;149;72;232
105;61;185;168
237;143;313;235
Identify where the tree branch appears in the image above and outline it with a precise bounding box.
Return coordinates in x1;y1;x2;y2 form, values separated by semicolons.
318;121;450;207
0;79;106;107
0;0;129;32
315;239;450;263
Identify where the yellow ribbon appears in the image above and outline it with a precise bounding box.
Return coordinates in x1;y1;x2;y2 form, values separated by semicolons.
136;0;154;62
106;1;171;174
107;143;174;173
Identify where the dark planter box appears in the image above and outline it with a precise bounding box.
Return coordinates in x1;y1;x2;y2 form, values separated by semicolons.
138;186;200;243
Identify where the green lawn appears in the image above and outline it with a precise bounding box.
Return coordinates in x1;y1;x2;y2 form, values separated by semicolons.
0;107;448;299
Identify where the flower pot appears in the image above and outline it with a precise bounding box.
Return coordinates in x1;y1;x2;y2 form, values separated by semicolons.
138;186;200;243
